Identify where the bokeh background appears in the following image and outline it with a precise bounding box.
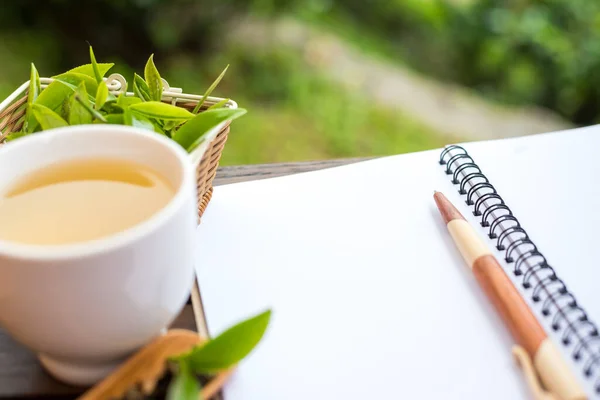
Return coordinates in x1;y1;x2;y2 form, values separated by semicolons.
0;0;596;165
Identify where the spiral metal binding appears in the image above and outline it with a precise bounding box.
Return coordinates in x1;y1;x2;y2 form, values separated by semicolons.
440;145;600;394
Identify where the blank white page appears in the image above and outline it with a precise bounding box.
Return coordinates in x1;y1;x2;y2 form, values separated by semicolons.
195;125;600;399
195;148;537;399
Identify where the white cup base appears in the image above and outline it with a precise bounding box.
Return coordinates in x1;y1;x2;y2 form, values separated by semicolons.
38;353;128;387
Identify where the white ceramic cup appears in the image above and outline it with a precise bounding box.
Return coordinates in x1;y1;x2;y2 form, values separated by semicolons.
0;125;198;386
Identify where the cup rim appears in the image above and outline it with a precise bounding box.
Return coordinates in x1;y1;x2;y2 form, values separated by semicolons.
0;125;195;261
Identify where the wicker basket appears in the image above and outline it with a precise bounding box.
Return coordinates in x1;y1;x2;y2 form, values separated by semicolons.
0;73;235;220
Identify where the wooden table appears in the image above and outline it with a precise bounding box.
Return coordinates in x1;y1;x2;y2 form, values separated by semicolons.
0;158;364;399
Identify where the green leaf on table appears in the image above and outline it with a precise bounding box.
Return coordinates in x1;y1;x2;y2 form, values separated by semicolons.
207;98;230;111
172;107;247;153
176;309;271;374
133;73;151;102
129;101;194;121
31;103;69;130
166;361;200;400
53;72;98;97
192;65;229;114
144;54;163;102
66;63;114;79
69;82;92;125
95;81;108;110
117;93;142;108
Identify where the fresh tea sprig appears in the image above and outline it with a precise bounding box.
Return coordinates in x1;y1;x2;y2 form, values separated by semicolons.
89;45;104;84
144;54;163;102
11;45;246;154
167;309;272;400
193;65;228;114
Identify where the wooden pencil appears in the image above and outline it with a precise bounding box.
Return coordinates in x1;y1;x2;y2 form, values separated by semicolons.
434;191;586;400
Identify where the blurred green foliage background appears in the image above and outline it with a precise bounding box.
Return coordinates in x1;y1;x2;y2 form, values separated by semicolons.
0;0;596;164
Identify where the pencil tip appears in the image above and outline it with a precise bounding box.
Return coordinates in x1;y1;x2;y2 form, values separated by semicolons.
433;191;465;223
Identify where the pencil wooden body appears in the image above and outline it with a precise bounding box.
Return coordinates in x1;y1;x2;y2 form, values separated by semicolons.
434;191;587;400
472;255;545;355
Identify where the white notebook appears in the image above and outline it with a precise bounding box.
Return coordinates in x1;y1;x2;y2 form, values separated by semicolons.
195;125;600;399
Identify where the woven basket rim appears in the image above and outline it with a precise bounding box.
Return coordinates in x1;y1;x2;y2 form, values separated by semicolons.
0;73;238;162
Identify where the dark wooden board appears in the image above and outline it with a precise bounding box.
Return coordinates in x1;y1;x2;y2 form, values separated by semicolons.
0;306;197;398
213;158;367;186
0;158;364;399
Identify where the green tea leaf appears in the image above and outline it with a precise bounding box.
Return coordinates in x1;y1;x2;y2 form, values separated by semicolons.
163;119;184;135
105;114;124;125
53;72;98;96
166;361;200;400
29;80;76;132
65;63;114;79
89;45;103;84
123;108;160;133
193;65;229;114
178;309;271;374
130;101;194;121
4;131;28;142
207;98;230;111
23;63;42;133
29;71;97;132
52;78;98;104
74;95;107;123
69;82;92;125
162;121;181;138
28;63;41;105
60;97;71;121
117;93;142;108
153;124;166;135
172;107;247;153
133;73;151;102
50;78;80;92
35;80;74;112
95;81;108;110
101;102;123;115
31;104;69;130
144;54;163;102
129;115;155;131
